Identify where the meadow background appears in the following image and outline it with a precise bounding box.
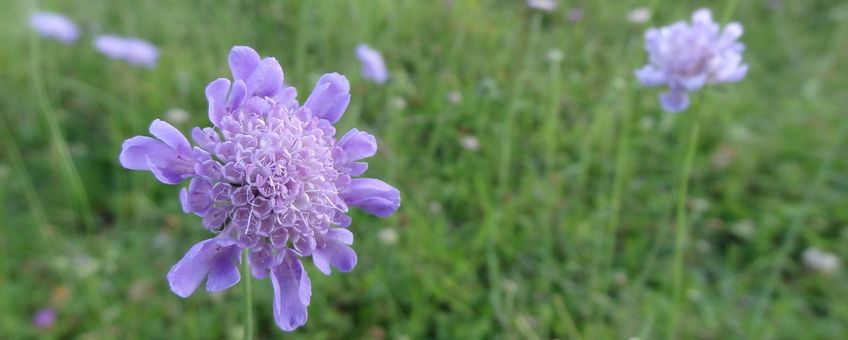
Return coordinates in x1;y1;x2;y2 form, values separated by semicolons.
2;0;848;338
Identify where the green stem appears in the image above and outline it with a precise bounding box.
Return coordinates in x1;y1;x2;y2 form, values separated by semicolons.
27;11;96;232
602;83;635;289
668;111;701;338
497;13;541;189
243;249;254;340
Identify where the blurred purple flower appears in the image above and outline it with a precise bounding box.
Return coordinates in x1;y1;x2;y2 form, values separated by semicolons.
635;8;747;112
567;8;583;22
94;35;159;69
527;0;557;11
30;12;80;44
32;308;56;329
355;44;389;84
119;46;400;332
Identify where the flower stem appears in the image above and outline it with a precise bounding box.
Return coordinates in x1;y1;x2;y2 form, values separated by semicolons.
668;112;701;338
242;249;254;340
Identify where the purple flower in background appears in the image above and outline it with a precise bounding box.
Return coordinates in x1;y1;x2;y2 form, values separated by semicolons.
94;35;159;69
567;8;584;22
355;44;389;84
32;308;56;329
119;46;400;332
527;0;558;11
30;12;80;44
635;8;747;112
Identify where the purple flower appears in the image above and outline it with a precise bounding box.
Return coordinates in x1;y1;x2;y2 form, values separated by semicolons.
32;308;56;329
355;44;389;84
527;0;558;11
635;8;747;112
119;46;400;332
94;35;159;69
30;12;80;44
567;8;584;22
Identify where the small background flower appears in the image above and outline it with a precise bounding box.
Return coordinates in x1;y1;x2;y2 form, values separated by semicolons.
567;8;584;22
627;7;651;24
546;48;564;63
164;108;190;124
30;12;80;44
460;134;480;151
803;248;840;274
527;0;557;12
94;35;159;68
447;90;463;104
32;308;56;330
355;44;389;84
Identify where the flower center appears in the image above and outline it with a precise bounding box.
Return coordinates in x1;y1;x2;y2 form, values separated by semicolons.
215;102;347;252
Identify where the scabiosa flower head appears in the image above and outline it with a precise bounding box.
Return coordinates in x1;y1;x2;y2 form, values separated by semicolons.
355;44;389;84
30;12;80;44
94;35;159;69
527;0;558;12
635;8;747;112
119;46;400;332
